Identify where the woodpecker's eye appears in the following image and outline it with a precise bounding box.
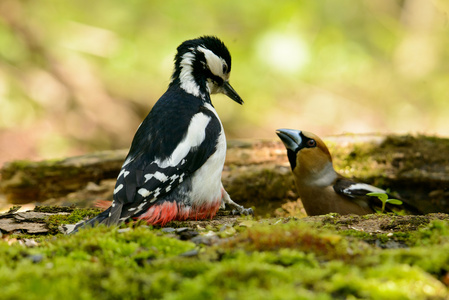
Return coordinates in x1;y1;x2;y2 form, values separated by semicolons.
306;139;316;147
222;64;228;74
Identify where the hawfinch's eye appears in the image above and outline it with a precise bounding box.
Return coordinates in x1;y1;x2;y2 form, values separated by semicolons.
307;139;316;147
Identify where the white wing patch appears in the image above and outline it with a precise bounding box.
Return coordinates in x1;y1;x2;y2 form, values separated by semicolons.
155;112;211;168
125;200;148;214
169;174;179;182
122;156;135;167
118;169;131;179
153;187;161;198
117;169;129;179
114;184;124;195
144;172;169;183
138;188;151;197
343;183;386;195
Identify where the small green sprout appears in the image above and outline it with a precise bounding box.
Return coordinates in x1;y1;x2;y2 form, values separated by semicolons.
366;192;402;213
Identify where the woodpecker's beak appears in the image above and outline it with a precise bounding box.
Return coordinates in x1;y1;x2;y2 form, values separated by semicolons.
276;129;302;151
222;81;244;105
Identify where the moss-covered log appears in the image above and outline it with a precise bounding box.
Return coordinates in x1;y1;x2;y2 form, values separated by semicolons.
1;134;449;214
0;150;128;204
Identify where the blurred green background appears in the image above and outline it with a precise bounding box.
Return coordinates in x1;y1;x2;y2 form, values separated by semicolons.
0;0;448;166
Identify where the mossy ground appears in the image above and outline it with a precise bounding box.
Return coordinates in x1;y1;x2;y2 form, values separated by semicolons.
1;135;449;299
1;208;449;299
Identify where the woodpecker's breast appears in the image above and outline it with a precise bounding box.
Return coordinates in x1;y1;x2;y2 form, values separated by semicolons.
189;103;226;207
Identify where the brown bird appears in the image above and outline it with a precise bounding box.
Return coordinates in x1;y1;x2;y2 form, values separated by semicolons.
276;129;421;216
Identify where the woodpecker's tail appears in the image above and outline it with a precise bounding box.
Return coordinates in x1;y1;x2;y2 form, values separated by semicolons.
66;207;112;234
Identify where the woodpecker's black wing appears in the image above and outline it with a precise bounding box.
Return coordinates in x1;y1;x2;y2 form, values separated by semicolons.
333;177;422;214
74;86;222;230
113;88;222;220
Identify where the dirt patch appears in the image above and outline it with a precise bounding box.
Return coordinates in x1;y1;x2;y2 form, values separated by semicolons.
305;213;449;234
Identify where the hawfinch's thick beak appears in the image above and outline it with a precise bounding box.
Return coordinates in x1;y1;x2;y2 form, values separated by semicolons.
222;81;243;105
276;129;303;151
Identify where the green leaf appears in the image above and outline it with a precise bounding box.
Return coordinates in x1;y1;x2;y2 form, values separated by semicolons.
386;199;403;205
366;192;388;201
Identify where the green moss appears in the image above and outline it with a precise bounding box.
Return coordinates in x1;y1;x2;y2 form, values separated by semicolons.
0;226;196;300
328;134;449;198
410;220;449;246
380;215;431;231
221;220;371;261
339;229;374;239
5;206;22;213
1;218;449;299
45;208;103;235
33;205;76;213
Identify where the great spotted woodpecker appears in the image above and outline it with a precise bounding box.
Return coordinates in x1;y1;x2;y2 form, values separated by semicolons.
69;36;252;233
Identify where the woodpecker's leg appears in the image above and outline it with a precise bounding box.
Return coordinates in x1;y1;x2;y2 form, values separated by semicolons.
221;184;254;215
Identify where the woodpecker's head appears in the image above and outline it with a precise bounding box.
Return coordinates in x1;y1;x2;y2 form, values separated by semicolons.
170;36;243;104
276;129;336;185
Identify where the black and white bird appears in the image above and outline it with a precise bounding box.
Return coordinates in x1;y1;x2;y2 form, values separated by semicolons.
69;36;252;233
276;129;422;215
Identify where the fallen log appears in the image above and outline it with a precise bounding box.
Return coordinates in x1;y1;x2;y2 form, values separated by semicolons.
1;134;449;214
